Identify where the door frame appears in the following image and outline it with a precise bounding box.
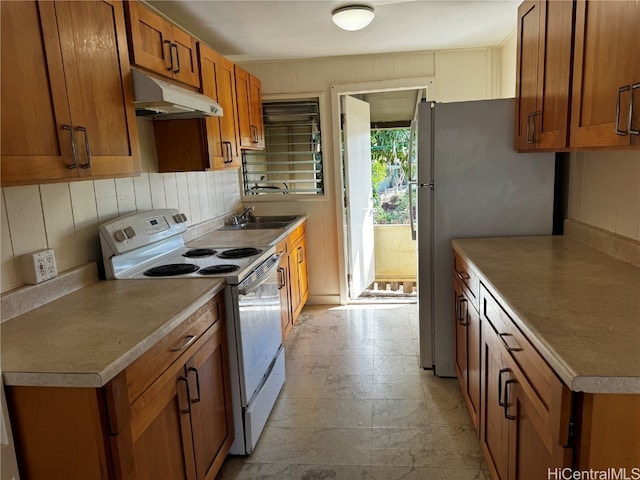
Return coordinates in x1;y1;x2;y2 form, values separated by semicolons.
330;77;434;304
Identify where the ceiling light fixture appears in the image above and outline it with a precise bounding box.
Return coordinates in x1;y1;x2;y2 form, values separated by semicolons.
331;5;375;31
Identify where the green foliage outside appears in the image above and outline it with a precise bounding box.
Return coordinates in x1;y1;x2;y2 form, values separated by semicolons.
370;128;414;224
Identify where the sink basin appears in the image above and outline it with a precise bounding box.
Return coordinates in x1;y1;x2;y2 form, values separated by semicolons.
219;215;298;231
250;215;298;223
220;221;292;231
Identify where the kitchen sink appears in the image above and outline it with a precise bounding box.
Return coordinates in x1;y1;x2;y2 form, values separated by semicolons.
219;215;299;231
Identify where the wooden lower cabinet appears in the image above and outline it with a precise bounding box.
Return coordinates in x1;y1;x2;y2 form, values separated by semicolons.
6;294;233;480
278;220;309;340
453;278;480;430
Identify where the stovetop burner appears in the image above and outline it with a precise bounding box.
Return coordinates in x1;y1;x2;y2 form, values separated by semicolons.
218;247;263;259
198;264;241;275
182;248;217;258
143;263;200;277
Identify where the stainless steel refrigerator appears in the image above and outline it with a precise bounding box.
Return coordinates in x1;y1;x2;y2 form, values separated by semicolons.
411;98;556;377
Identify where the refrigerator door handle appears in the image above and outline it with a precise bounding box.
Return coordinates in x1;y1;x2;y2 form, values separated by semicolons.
420;181;434;189
409;180;417;240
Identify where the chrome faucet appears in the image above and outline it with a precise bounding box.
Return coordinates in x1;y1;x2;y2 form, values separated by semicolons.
231;206;255;225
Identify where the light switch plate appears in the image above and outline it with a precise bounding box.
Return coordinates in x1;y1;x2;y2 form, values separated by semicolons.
19;249;58;284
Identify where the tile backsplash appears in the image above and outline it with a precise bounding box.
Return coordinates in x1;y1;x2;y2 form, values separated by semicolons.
0;119;242;294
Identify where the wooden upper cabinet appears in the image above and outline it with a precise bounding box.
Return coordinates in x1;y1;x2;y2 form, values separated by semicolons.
0;0;141;187
199;44;241;169
570;0;640;148
515;0;573;152
125;1;200;88
235;65;265;149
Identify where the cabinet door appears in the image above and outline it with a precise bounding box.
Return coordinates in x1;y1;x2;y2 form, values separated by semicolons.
515;0;573;152
125;1;174;79
514;1;541;151
171;25;200;88
277;248;293;339
130;368;197;480
1;1;77;185
249;74;265;148
481;323;510;480
186;320;234;480
55;0;140;178
235;66;254;148
571;0;640;147
199;44;241;169
292;234;309;320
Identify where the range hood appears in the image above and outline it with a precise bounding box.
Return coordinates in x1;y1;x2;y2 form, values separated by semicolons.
131;69;223;120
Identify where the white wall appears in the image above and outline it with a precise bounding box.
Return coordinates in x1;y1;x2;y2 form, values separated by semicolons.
240;48;504;303
500;31;517;98
1;119;242;293
568;150;640;241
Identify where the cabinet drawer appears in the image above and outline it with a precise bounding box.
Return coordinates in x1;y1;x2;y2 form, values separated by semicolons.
453;249;479;310
125;296;222;403
480;285;555;409
276;238;288;256
287;221;306;249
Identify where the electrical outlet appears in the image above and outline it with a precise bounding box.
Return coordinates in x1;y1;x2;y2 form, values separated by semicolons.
19;249;58;284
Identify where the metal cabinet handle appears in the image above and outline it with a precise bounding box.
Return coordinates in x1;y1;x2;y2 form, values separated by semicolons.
250;125;259;144
76;126;91;169
455;269;470;281
629;83;639;135
171;334;197;352
504;379;517;420
532;111;541;143
187;367;201;403
498;332;523;352
498;367;510;407
171;43;180;73
458;298;469;326
526;112;535;144
223;141;233;164
178;376;191;413
616;85;631;135
297;246;304;264
62;124;78;169
163;40;173;71
277;267;286;289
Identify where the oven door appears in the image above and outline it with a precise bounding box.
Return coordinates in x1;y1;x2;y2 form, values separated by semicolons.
233;254;283;406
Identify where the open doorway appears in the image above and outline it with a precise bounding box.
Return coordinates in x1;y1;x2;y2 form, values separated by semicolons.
335;82;430;303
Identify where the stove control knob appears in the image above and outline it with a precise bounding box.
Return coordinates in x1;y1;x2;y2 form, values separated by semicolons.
174;213;188;223
114;229;127;242
124;226;136;239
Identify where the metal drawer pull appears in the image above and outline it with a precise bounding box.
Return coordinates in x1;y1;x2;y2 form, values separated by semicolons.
163;40;173;71
187;367;201;403
504;379;517;420
62;125;78;169
459;298;469;326
171;43;180;73
76;126;91;169
498;332;523;352
171;334;197;352
178;376;191;413
498;367;510;407
616;85;630;135
630;83;639;135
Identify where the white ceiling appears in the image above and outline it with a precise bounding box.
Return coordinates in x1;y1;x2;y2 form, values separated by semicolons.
147;0;520;63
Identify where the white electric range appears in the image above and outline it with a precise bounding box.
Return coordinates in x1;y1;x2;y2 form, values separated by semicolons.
99;209;285;455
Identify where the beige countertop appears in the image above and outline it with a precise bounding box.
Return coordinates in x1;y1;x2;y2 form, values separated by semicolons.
186;216;306;248
452;236;640;394
1;278;225;388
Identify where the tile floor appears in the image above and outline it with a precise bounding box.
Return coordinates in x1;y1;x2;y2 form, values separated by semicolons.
216;303;490;480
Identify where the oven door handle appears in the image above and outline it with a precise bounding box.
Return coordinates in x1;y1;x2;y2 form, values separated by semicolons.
237;254;281;295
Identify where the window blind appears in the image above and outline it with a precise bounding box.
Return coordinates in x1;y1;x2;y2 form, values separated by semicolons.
242;98;324;195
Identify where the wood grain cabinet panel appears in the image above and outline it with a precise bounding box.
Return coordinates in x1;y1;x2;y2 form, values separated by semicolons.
235;65;265;149
570;0;640;148
125;1;200;88
0;0;141;187
514;0;573;152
